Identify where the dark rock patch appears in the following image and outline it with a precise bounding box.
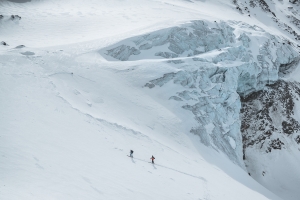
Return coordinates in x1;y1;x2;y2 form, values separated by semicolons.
1;41;8;46
295;135;300;144
266;139;285;152
11;15;21;20
241;80;300;156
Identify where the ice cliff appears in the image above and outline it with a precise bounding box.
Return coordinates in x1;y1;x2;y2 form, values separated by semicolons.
101;20;299;168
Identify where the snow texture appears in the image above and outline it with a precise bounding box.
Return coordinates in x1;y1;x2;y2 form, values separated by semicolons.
2;0;300;200
103;20;299;168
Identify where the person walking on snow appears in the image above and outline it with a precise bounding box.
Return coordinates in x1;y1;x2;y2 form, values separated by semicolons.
129;150;134;157
150;155;155;164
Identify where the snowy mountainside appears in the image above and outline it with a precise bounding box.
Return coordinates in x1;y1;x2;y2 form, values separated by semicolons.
101;19;299;168
0;37;282;200
1;0;300;200
232;0;300;41
240;80;300;200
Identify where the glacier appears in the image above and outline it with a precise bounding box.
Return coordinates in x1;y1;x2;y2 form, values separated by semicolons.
102;20;300;169
2;0;300;199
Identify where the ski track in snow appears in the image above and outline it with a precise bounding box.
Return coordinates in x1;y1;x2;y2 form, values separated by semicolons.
48;73;187;156
130;157;207;182
2;0;300;199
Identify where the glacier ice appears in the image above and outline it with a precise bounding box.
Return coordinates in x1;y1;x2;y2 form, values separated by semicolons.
102;20;300;167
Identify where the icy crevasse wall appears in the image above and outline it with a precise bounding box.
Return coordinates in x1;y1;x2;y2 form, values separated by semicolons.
101;20;299;167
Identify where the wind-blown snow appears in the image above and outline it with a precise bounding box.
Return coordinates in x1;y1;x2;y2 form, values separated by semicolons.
1;0;300;199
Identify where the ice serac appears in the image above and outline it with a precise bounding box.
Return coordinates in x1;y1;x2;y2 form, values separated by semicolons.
103;20;235;61
102;20;299;168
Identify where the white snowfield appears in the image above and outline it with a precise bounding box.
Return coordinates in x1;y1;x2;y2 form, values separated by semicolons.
1;0;300;199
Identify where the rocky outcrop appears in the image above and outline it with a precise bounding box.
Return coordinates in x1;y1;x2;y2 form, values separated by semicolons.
240;79;300;200
241;81;300;155
11;15;21;20
1;41;8;46
232;0;300;41
289;0;300;4
0;14;21;21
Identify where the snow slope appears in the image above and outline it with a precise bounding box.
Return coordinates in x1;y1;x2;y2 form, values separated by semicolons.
0;46;281;200
1;0;300;199
241;62;300;200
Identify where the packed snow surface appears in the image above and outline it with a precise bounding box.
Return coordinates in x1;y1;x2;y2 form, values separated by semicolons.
1;0;300;199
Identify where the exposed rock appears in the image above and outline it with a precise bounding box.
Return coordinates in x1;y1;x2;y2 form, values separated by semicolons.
1;41;8;46
11;15;21;20
241;80;300;155
289;0;299;4
295;135;300;144
287;15;300;30
273;17;300;40
232;0;300;40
